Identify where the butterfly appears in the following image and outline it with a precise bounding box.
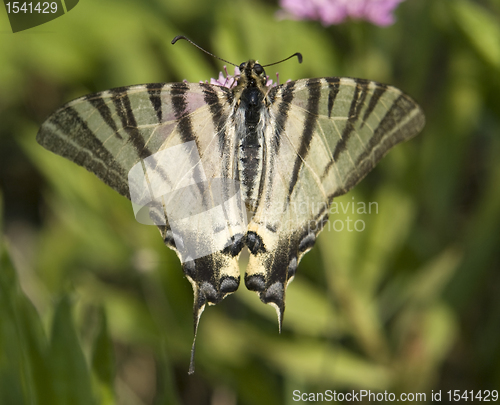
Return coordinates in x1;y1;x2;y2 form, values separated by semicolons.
37;36;425;373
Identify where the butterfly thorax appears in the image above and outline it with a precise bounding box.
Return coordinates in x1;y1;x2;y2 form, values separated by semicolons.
233;60;270;212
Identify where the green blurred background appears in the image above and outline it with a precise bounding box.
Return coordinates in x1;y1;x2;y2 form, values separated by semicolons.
1;0;500;403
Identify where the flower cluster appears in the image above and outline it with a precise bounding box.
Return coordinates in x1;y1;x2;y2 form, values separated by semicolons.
205;66;241;89
279;0;405;26
204;65;280;89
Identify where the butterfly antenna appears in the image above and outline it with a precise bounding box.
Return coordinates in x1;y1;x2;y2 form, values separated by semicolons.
262;52;303;67
172;35;238;67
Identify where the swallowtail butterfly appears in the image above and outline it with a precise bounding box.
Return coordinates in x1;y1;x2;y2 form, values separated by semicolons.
37;36;425;373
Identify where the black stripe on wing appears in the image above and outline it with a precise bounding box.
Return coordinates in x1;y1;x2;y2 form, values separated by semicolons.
361;83;387;126
326;77;340;118
147;82;165;123
254;81;296;214
85;95;123;140
320;78;341;181
287;78;321;202
170;82;197;145
270;81;296;154
200;83;229;157
332;92;424;199
36;105;129;197
332;78;369;162
110;88;153;160
354;93;423;170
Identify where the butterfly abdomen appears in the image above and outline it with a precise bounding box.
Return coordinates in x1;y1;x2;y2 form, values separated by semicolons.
237;87;267;211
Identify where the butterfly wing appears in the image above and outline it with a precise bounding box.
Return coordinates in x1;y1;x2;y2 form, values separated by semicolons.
245;78;425;327
37;83;245;371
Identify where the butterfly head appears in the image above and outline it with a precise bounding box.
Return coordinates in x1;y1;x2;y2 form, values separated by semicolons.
236;60;269;90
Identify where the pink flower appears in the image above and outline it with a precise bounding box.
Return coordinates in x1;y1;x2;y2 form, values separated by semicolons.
205;66;241;89
204;66;280;89
279;0;405;26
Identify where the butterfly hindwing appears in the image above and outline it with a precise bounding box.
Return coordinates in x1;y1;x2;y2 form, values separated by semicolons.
245;78;425;325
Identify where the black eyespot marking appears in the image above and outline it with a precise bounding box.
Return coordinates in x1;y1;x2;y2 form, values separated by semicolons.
263;281;284;305
254;63;264;76
199;282;218;304
298;232;316;253
220;276;240;294
183;260;196;279
287;257;298;280
222;234;245;257
246;232;266;254
245;274;266;292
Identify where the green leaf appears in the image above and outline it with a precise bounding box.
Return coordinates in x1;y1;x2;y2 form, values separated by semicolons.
49;296;95;405
452;0;500;69
0;244;35;405
91;308;115;404
0;238;53;405
264;339;392;390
